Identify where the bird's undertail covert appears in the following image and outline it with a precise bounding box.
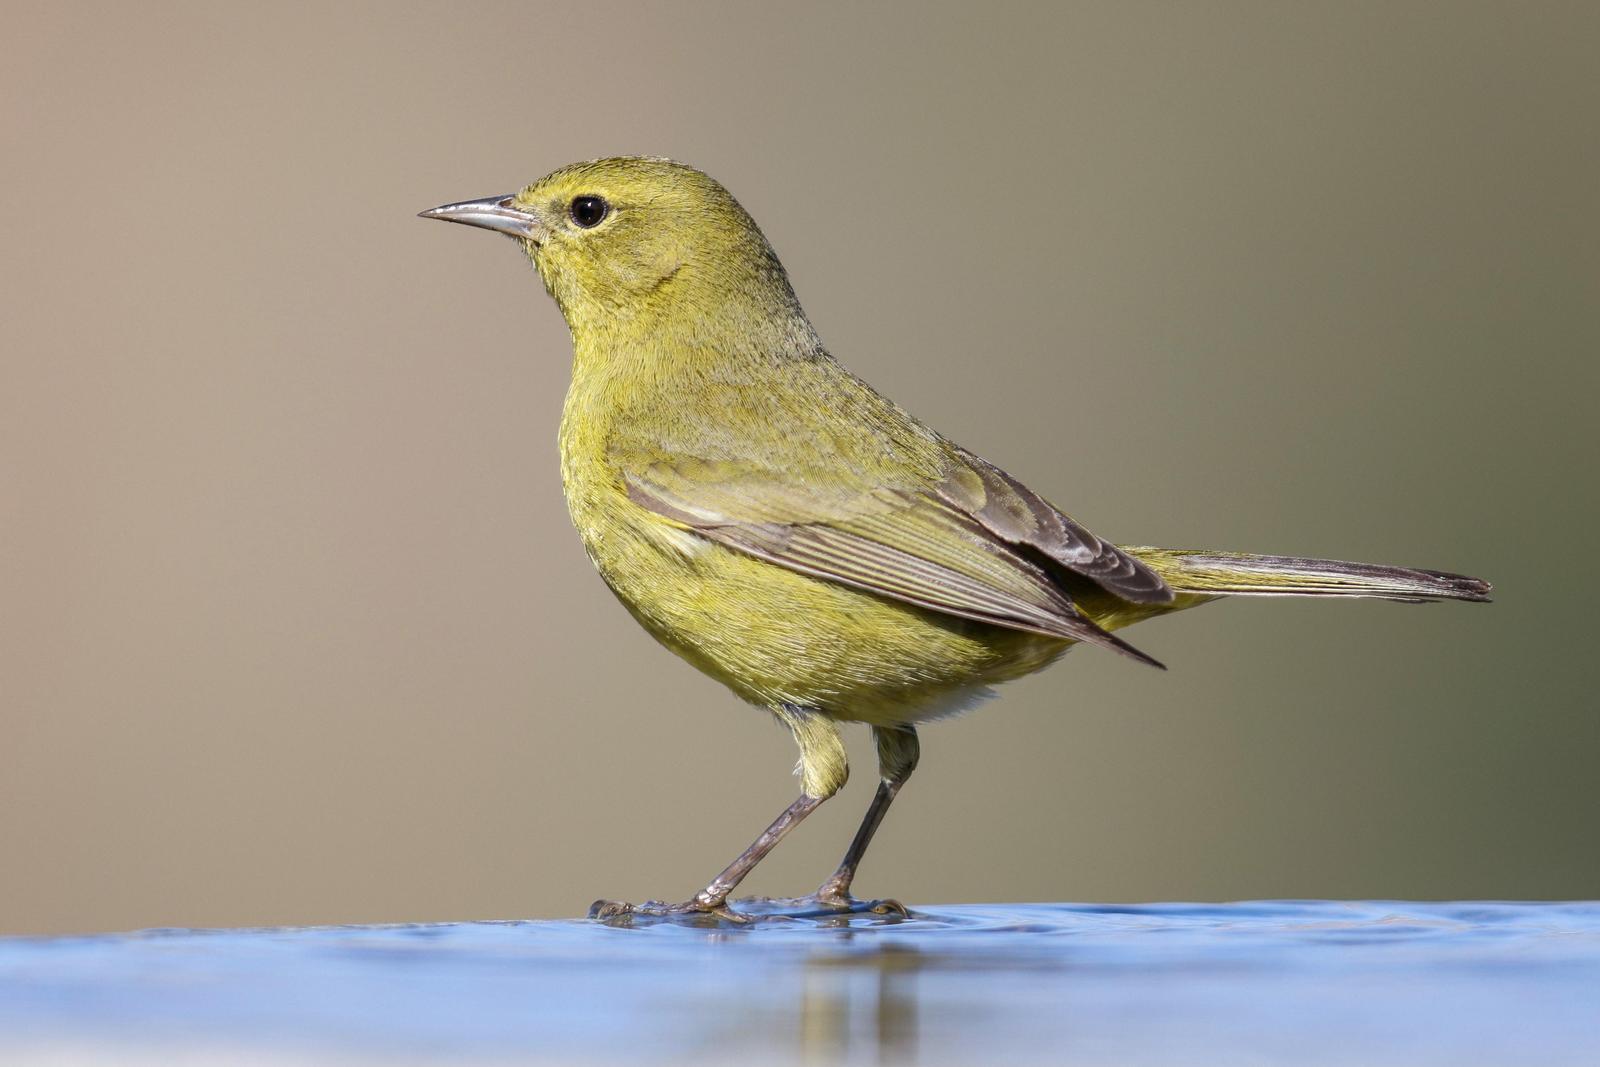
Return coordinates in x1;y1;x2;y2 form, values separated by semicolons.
1125;549;1492;604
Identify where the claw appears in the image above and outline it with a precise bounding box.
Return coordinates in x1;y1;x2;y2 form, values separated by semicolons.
587;899;636;921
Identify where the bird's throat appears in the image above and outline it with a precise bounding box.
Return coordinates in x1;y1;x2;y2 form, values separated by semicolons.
564;279;825;391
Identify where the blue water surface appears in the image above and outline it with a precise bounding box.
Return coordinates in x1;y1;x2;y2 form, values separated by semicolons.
3;901;1598;1065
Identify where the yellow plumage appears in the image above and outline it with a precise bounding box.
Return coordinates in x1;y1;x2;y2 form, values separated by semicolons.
421;157;1488;920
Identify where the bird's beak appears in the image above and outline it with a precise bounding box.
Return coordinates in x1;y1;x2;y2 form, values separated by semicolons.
418;195;543;241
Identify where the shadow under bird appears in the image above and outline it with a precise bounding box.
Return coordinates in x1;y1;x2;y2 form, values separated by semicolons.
421;157;1490;922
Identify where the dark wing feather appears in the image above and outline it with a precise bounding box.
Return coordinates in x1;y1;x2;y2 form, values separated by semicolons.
626;468;1164;668
939;449;1174;605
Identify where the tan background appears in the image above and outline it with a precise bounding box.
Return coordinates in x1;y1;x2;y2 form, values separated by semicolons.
2;2;1595;935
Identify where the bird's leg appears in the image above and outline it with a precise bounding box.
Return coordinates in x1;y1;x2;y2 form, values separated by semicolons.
815;785;901;904
590;707;846;923
805;725;919;916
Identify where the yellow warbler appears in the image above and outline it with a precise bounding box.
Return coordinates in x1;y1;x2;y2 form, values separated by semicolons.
421;158;1488;921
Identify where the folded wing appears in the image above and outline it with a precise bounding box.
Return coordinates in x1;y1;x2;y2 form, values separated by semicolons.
625;459;1166;668
938;448;1173;606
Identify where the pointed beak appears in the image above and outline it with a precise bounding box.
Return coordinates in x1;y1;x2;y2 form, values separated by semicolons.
418;195;543;241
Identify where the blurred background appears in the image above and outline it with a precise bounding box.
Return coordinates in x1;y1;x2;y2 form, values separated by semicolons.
2;2;1595;936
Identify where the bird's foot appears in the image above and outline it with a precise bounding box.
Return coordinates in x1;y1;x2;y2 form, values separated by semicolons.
731;892;911;920
588;897;751;926
588;892;910;925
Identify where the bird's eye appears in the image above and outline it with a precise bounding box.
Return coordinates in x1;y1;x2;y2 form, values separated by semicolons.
570;195;609;228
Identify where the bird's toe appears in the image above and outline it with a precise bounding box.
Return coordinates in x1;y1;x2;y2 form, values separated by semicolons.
588;897;751;925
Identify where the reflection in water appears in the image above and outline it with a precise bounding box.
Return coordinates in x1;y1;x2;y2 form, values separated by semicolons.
798;944;921;1066
2;902;1599;1065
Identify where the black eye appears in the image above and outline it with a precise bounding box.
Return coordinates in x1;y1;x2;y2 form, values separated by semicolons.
570;195;609;228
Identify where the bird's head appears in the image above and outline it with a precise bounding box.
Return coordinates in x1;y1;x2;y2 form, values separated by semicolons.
422;157;805;341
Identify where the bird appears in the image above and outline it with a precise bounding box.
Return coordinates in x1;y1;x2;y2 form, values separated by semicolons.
420;157;1489;922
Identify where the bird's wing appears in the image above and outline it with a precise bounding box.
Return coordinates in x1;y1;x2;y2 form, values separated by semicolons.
935;447;1174;606
623;457;1165;668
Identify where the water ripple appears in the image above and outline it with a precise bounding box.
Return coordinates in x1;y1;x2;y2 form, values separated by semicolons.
2;902;1597;1065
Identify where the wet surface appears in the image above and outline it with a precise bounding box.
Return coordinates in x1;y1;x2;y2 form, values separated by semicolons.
3;901;1598;1065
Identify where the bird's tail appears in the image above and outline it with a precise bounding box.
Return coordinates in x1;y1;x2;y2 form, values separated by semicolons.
1122;548;1492;604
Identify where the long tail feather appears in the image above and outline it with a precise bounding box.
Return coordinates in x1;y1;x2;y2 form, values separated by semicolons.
1123;548;1492;603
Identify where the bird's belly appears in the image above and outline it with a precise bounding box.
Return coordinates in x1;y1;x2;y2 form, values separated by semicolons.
574;503;1068;725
